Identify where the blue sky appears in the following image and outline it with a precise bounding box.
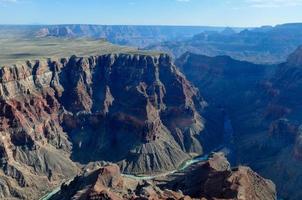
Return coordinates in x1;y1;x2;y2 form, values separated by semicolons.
0;0;302;27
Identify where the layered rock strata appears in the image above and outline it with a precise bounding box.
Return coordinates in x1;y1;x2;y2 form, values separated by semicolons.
0;53;208;199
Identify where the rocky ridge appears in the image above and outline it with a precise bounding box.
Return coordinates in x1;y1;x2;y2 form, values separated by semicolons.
50;153;276;200
33;25;227;47
146;23;302;64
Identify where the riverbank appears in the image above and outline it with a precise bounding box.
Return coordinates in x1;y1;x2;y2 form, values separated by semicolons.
39;152;212;200
40;179;73;200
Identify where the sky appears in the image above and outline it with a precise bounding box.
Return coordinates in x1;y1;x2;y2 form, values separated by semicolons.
0;0;302;27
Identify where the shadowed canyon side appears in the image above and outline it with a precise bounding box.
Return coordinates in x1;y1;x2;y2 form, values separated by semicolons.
59;53;208;174
176;47;302;200
50;153;276;200
0;52;216;199
175;52;274;109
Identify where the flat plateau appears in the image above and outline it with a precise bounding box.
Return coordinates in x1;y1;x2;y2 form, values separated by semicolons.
0;38;162;66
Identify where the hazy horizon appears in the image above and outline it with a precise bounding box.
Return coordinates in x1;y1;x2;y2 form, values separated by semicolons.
0;22;301;29
1;0;302;27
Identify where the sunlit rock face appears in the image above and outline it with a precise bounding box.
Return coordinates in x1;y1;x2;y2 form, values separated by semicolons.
50;154;276;200
0;52;212;199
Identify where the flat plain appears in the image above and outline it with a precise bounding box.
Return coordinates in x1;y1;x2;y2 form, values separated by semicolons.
0;38;162;66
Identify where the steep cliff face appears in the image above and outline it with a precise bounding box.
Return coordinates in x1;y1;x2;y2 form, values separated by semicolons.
0;53;209;199
0;60;79;199
176;48;302;200
50;154;276;200
256;47;302;199
176;52;273;108
57;54;207;174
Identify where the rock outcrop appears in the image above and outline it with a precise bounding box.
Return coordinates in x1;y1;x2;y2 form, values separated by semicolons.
51;163;192;200
0;52;209;199
51;153;276;200
160;153;276;200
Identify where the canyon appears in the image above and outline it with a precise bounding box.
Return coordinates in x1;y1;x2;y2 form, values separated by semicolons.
0;42;216;199
0;38;277;199
176;47;302;200
2;23;302;199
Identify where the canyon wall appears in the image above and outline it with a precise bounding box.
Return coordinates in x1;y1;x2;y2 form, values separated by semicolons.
0;53;211;199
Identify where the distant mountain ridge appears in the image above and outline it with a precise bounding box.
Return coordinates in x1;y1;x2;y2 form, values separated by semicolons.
5;23;302;64
0;24;240;47
147;23;302;64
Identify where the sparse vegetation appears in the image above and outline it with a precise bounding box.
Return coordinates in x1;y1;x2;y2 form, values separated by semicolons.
0;38;163;66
